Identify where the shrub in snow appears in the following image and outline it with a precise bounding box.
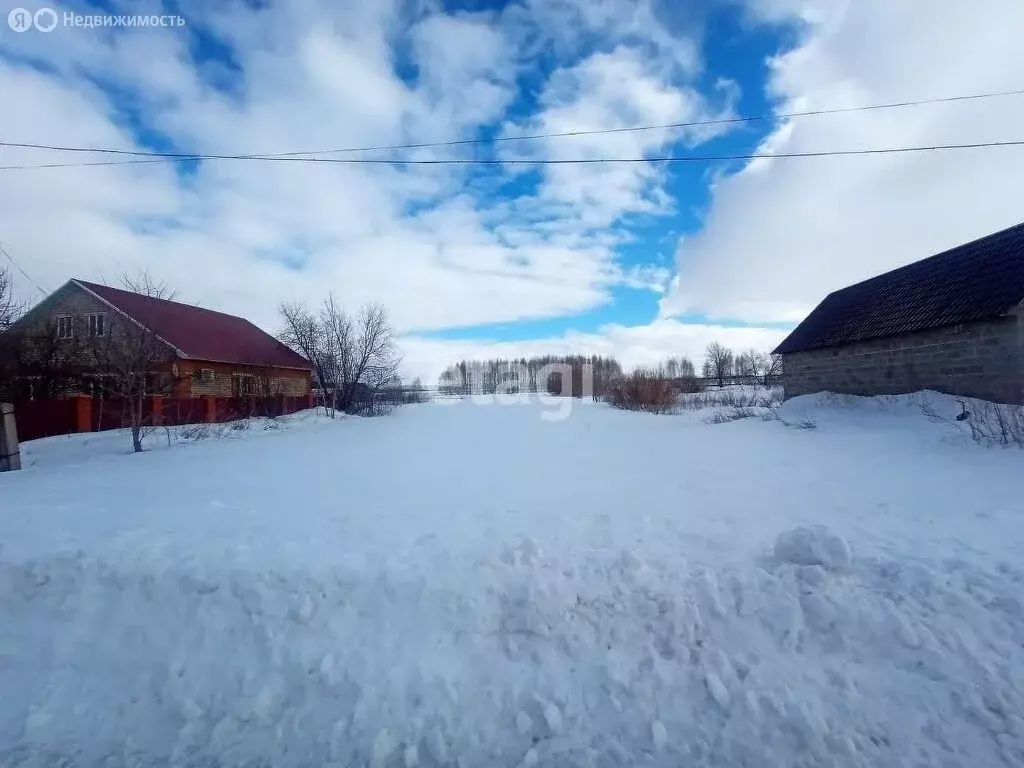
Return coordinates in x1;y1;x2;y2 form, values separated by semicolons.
704;406;760;424
681;387;782;412
603;369;680;413
774;526;852;572
922;398;1024;449
778;414;818;430
765;404;818;430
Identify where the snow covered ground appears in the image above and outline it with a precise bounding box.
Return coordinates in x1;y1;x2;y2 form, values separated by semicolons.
1;393;1022;767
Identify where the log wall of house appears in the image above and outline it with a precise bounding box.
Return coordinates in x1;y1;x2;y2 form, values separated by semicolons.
174;360;310;397
782;306;1024;404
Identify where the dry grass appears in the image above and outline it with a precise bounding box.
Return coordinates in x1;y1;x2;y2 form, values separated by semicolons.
683;387;782;412
922;397;1024;448
695;389;819;429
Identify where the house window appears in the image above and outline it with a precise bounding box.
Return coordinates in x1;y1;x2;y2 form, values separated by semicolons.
234;374;257;396
86;313;106;337
197;368;215;384
56;315;74;339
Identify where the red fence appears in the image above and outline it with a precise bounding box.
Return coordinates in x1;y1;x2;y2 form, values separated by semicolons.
11;394;313;442
8;398;81;441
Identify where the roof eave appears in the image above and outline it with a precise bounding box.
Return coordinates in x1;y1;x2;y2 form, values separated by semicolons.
184;357;313;371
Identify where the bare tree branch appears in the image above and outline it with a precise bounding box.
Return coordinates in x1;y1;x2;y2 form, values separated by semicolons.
90;272;179;452
703;342;734;389
279;297;402;416
0;266;25;333
119;269;177;302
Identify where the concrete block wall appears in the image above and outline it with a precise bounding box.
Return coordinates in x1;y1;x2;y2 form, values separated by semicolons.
782;310;1023;405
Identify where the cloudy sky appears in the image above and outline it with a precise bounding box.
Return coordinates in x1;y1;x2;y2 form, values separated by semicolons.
2;0;1023;380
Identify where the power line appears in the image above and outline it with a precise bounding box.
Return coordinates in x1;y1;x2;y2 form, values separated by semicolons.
1;139;1023;171
292;87;1024;155
0;242;48;296
1;86;1023;163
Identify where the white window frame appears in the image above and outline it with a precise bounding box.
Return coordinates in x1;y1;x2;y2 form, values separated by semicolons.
56;314;74;339
86;312;106;338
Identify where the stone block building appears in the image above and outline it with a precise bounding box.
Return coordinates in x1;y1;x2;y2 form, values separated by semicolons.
775;222;1024;404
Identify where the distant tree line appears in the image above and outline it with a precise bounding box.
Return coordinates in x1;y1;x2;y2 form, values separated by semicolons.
436;343;781;404
437;355;623;398
606;343;783;413
702;342;783;388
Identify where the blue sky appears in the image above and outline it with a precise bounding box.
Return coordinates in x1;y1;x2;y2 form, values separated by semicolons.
3;0;1023;378
399;0;791;343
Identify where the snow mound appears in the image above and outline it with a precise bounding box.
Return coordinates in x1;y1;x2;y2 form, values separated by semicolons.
4;548;1024;766
774;526;852;571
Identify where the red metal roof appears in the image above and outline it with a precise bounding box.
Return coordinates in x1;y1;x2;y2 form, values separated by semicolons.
75;280;311;370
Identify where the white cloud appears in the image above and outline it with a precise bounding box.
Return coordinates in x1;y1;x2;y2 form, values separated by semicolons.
500;45;728;227
660;0;1024;324
508;0;702;75
0;0;708;349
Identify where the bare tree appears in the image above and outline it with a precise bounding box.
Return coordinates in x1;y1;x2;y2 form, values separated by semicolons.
320;293;354;415
735;349;766;385
0;266;24;333
279;297;401;416
342;303;401;414
279;300;333;413
669;355;696;379
704;342;734;389
121;270;176;302
438;366;460;396
91;272;179;452
760;353;783;388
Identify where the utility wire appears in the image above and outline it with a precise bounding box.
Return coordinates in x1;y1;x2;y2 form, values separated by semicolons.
1;140;1024;170
0;242;49;296
1;86;1023;162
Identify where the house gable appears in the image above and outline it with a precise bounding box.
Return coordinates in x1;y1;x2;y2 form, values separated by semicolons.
72;280;185;357
5;280;179;358
6;280;88;335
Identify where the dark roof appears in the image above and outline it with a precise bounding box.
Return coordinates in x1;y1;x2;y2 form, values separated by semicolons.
774;222;1024;355
75;280;311;370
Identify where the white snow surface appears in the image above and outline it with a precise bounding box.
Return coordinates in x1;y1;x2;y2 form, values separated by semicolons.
774;526;853;572
1;393;1023;766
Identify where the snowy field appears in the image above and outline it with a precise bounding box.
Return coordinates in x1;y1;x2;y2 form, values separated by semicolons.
1;393;1023;767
